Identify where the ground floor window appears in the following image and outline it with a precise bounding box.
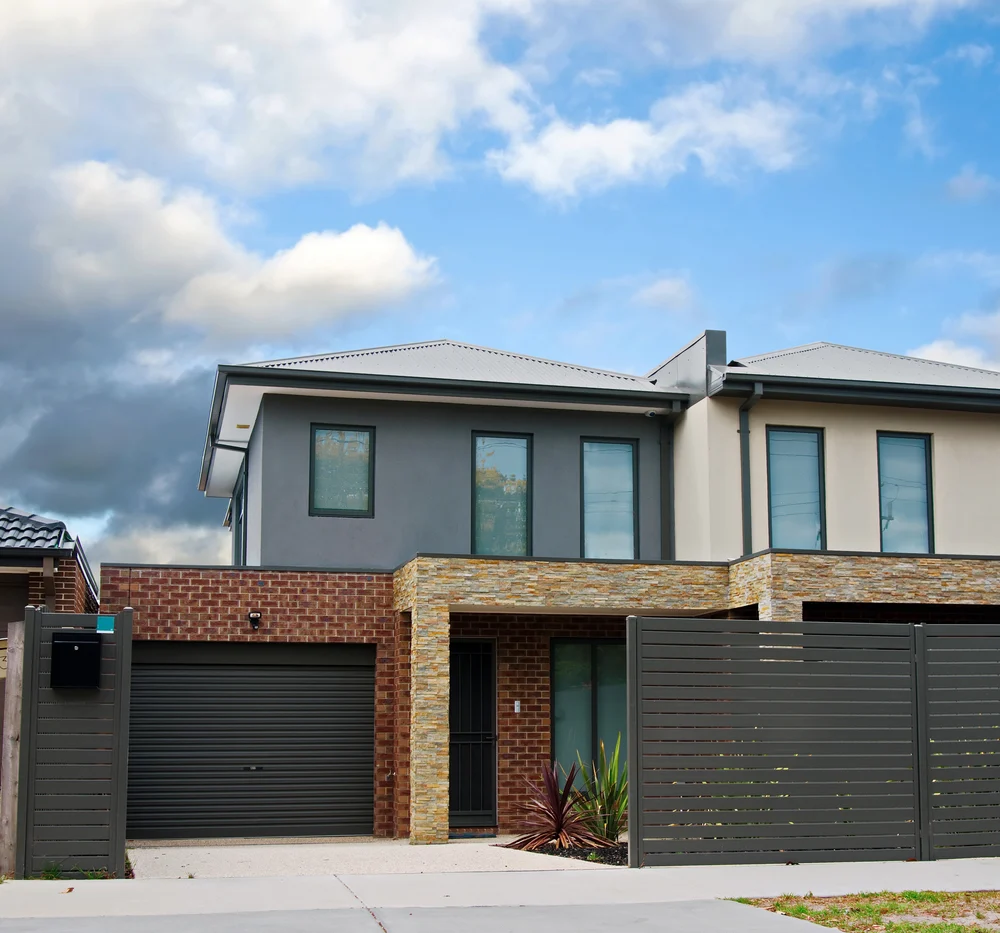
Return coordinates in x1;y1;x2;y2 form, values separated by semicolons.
551;639;627;776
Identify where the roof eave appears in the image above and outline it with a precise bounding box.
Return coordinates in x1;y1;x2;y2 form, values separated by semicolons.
713;371;1000;411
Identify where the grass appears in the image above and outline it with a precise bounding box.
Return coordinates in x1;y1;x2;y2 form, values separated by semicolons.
736;891;1000;932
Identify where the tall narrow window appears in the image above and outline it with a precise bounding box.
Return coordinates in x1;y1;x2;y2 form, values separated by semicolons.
581;440;637;560
231;465;247;565
879;433;933;553
552;640;627;778
767;427;826;550
473;434;531;556
310;425;374;517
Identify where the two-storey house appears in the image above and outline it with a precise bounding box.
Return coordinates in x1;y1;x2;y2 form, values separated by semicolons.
102;331;1000;844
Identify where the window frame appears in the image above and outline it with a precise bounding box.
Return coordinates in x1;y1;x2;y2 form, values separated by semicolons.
877;430;935;554
470;431;534;557
765;425;828;551
549;637;627;770
579;437;640;560
231;459;248;566
308;423;376;519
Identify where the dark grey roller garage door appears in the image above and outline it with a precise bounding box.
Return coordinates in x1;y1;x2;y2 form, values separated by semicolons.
127;641;375;839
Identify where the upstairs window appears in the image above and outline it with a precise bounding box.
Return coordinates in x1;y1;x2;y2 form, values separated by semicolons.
878;432;933;553
310;425;374;517
473;433;531;556
581;439;637;560
767;427;826;550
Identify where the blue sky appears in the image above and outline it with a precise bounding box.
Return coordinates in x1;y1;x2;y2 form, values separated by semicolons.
0;0;998;562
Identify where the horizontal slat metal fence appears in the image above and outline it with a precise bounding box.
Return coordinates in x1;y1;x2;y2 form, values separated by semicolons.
922;623;1000;859
629;617;919;867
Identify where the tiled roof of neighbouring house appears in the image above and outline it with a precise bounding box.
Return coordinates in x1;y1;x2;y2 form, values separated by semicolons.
0;507;74;549
722;342;1000;389
246;339;671;394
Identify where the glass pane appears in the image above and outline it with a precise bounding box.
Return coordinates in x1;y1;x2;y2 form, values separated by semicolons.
768;430;823;549
595;643;627;764
312;428;371;513
582;442;635;559
552;643;592;777
880;435;931;553
474;436;529;555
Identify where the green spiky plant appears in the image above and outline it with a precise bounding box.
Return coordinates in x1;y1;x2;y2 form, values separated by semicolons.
574;733;628;844
506;761;608;851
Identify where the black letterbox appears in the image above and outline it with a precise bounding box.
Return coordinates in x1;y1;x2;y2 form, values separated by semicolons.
51;631;102;689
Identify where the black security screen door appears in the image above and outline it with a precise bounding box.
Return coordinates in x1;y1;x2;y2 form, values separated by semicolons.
450;640;497;828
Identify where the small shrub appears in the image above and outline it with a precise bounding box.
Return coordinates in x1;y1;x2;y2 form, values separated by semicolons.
574;733;628;844
506;761;607;851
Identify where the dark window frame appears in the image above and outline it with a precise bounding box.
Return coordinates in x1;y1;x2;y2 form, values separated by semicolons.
231;459;248;566
309;423;376;518
579;437;640;560
471;431;534;557
549;637;627;769
877;430;935;554
765;425;828;551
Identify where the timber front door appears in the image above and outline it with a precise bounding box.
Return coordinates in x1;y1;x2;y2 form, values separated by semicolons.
449;640;497;828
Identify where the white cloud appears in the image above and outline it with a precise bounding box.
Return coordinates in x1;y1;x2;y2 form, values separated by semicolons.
946;164;999;202
30;161;437;339
89;523;231;568
169;225;438;336
633;275;695;311
908;339;1000;371
575;68;621;88
492;80;800;197
947;42;994;67
0;0;534;190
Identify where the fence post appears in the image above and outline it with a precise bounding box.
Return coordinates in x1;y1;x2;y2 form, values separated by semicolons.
912;624;933;860
0;617;26;877
626;615;643;868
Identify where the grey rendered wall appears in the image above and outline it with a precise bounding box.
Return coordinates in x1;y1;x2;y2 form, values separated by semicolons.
16;608;132;878
245;416;264;566
257;395;663;570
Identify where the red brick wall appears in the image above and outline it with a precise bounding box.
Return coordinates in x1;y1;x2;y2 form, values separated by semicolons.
100;565;401;837
28;556;96;613
451;614;626;834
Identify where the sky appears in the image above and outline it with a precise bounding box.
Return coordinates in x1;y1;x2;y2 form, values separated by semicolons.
0;0;998;568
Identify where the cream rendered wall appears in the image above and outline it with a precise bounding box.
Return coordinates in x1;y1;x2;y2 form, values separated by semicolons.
673;397;743;560
748;400;1000;555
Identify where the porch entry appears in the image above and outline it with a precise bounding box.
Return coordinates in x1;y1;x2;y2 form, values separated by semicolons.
449;640;497;828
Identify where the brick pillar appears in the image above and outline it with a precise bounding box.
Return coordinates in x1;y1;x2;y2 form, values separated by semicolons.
409;603;450;844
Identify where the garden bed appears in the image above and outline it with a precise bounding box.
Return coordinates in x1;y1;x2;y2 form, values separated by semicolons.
533;843;628;866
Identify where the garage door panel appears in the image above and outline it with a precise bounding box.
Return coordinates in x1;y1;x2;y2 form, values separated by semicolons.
127;652;375;839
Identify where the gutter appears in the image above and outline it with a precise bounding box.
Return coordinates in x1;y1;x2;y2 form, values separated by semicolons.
738;383;763;557
716;372;1000;411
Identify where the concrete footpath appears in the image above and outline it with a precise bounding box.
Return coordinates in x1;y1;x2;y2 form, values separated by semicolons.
0;857;998;925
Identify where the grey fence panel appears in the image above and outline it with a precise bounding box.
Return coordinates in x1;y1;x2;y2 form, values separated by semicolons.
15;608;132;879
923;623;1000;860
630;617;919;867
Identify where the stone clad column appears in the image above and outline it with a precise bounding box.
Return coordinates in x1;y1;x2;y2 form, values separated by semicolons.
409;603;450;844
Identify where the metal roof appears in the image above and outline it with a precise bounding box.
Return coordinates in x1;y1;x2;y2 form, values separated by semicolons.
246;339;669;395
0;507;73;549
720;342;1000;390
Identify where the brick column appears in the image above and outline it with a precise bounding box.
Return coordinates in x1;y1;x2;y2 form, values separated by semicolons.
408;603;450;844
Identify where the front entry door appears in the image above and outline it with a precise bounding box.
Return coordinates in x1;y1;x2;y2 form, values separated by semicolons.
449;640;497;828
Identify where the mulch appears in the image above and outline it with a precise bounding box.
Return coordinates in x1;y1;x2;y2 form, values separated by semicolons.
532;843;628;866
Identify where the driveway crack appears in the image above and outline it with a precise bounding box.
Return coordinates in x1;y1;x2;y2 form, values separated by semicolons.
337;875;389;932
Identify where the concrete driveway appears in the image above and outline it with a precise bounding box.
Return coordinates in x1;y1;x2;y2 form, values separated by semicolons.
0;901;821;932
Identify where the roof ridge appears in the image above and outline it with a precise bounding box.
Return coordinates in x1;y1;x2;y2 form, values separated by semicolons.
249;339;651;384
741;341;1000;377
0;506;67;530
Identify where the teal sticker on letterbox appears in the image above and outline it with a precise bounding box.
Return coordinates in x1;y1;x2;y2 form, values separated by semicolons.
96;615;115;633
